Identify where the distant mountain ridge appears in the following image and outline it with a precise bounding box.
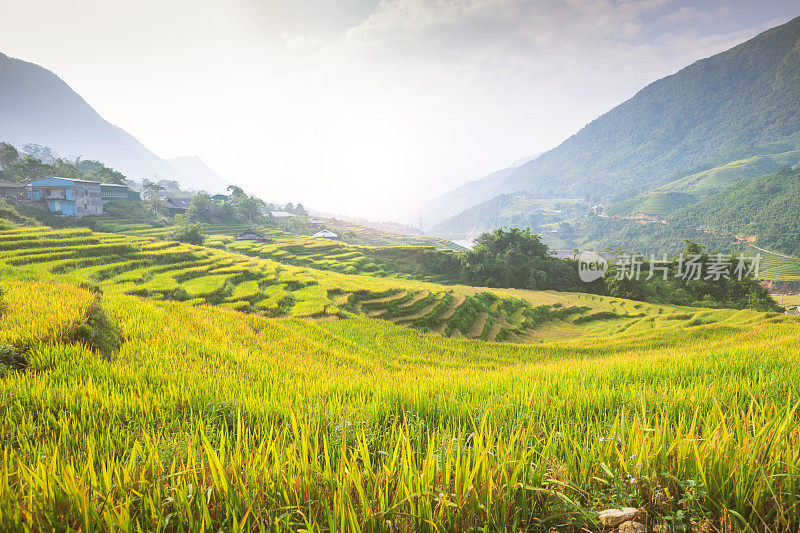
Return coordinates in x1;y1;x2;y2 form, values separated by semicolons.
0;52;228;192
421;153;541;228
166;156;231;192
431;15;800;238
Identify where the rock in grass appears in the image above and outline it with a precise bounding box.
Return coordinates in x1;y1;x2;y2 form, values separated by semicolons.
618;520;646;533
599;507;640;528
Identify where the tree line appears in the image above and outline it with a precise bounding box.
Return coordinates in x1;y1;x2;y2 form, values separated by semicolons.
0;141;127;185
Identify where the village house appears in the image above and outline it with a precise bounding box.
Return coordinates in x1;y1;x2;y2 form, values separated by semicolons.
235;229;272;243
100;183;139;203
0;181;25;200
160;197;191;216
27;177;103;218
312;229;339;239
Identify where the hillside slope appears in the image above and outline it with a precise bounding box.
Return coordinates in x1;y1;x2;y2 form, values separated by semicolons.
1;266;799;529
669;167;800;255
0;53;175;178
0;52;229;191
422;155;540;228
165;155;231;192
432;16;800;236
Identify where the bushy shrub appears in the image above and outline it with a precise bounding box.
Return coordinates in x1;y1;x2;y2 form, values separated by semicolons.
167;216;206;245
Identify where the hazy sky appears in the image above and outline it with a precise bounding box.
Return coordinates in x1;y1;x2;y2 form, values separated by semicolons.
2;0;798;221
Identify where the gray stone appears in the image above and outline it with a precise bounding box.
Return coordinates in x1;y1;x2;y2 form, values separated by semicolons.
599;507;641;528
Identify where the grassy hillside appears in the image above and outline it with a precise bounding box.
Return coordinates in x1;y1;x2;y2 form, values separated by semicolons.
611;151;800;217
1;267;799;529
658;150;800;197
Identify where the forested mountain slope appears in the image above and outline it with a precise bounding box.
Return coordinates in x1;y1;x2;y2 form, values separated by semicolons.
668;167;800;255
431;16;800;237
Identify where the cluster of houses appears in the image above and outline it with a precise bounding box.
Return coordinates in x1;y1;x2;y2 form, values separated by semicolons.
2;176;342;243
309;218;339;239
0;177;140;218
233;217;339;244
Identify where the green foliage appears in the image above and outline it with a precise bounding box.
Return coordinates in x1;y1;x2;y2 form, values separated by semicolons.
102;199;158;222
605;241;780;312
0;141;130;184
74;159;127;184
669;167;800;255
0;142;19;168
0;200;38;228
461;228;585;291
69;303;122;358
167;217;206;245
187;190;265;225
571;215;739;256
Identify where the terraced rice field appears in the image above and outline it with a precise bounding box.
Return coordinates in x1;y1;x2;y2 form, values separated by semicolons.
92;218;457;282
747;245;800;282
1;267;799;530
0;225;646;342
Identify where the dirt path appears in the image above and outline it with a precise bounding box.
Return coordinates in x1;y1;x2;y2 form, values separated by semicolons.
745;244;800;261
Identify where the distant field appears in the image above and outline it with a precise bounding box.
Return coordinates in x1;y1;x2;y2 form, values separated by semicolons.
609;151;800;218
319;218;464;249
93;218;461;282
0;224;657;343
745;245;800;282
612;191;695;217
659;150;800;198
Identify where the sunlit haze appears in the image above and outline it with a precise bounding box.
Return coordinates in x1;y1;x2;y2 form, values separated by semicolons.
2;0;797;221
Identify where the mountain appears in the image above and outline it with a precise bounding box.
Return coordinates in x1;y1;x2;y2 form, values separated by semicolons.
421;154;541;228
165;156;231;193
431;16;800;238
0;52;229;192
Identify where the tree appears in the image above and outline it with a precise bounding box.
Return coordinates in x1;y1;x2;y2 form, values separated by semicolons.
3;156;51;182
230;194;265;224
49;159;81;179
21;144;56;164
187;193;215;223
157;179;181;192
295;203;308;215
0;143;19;169
142;180;165;214
460;228;577;290
74;159;127;185
168;216;205;245
227;185;245;198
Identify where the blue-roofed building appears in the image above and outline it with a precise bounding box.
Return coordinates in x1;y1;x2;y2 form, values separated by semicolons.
28;177;103;218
